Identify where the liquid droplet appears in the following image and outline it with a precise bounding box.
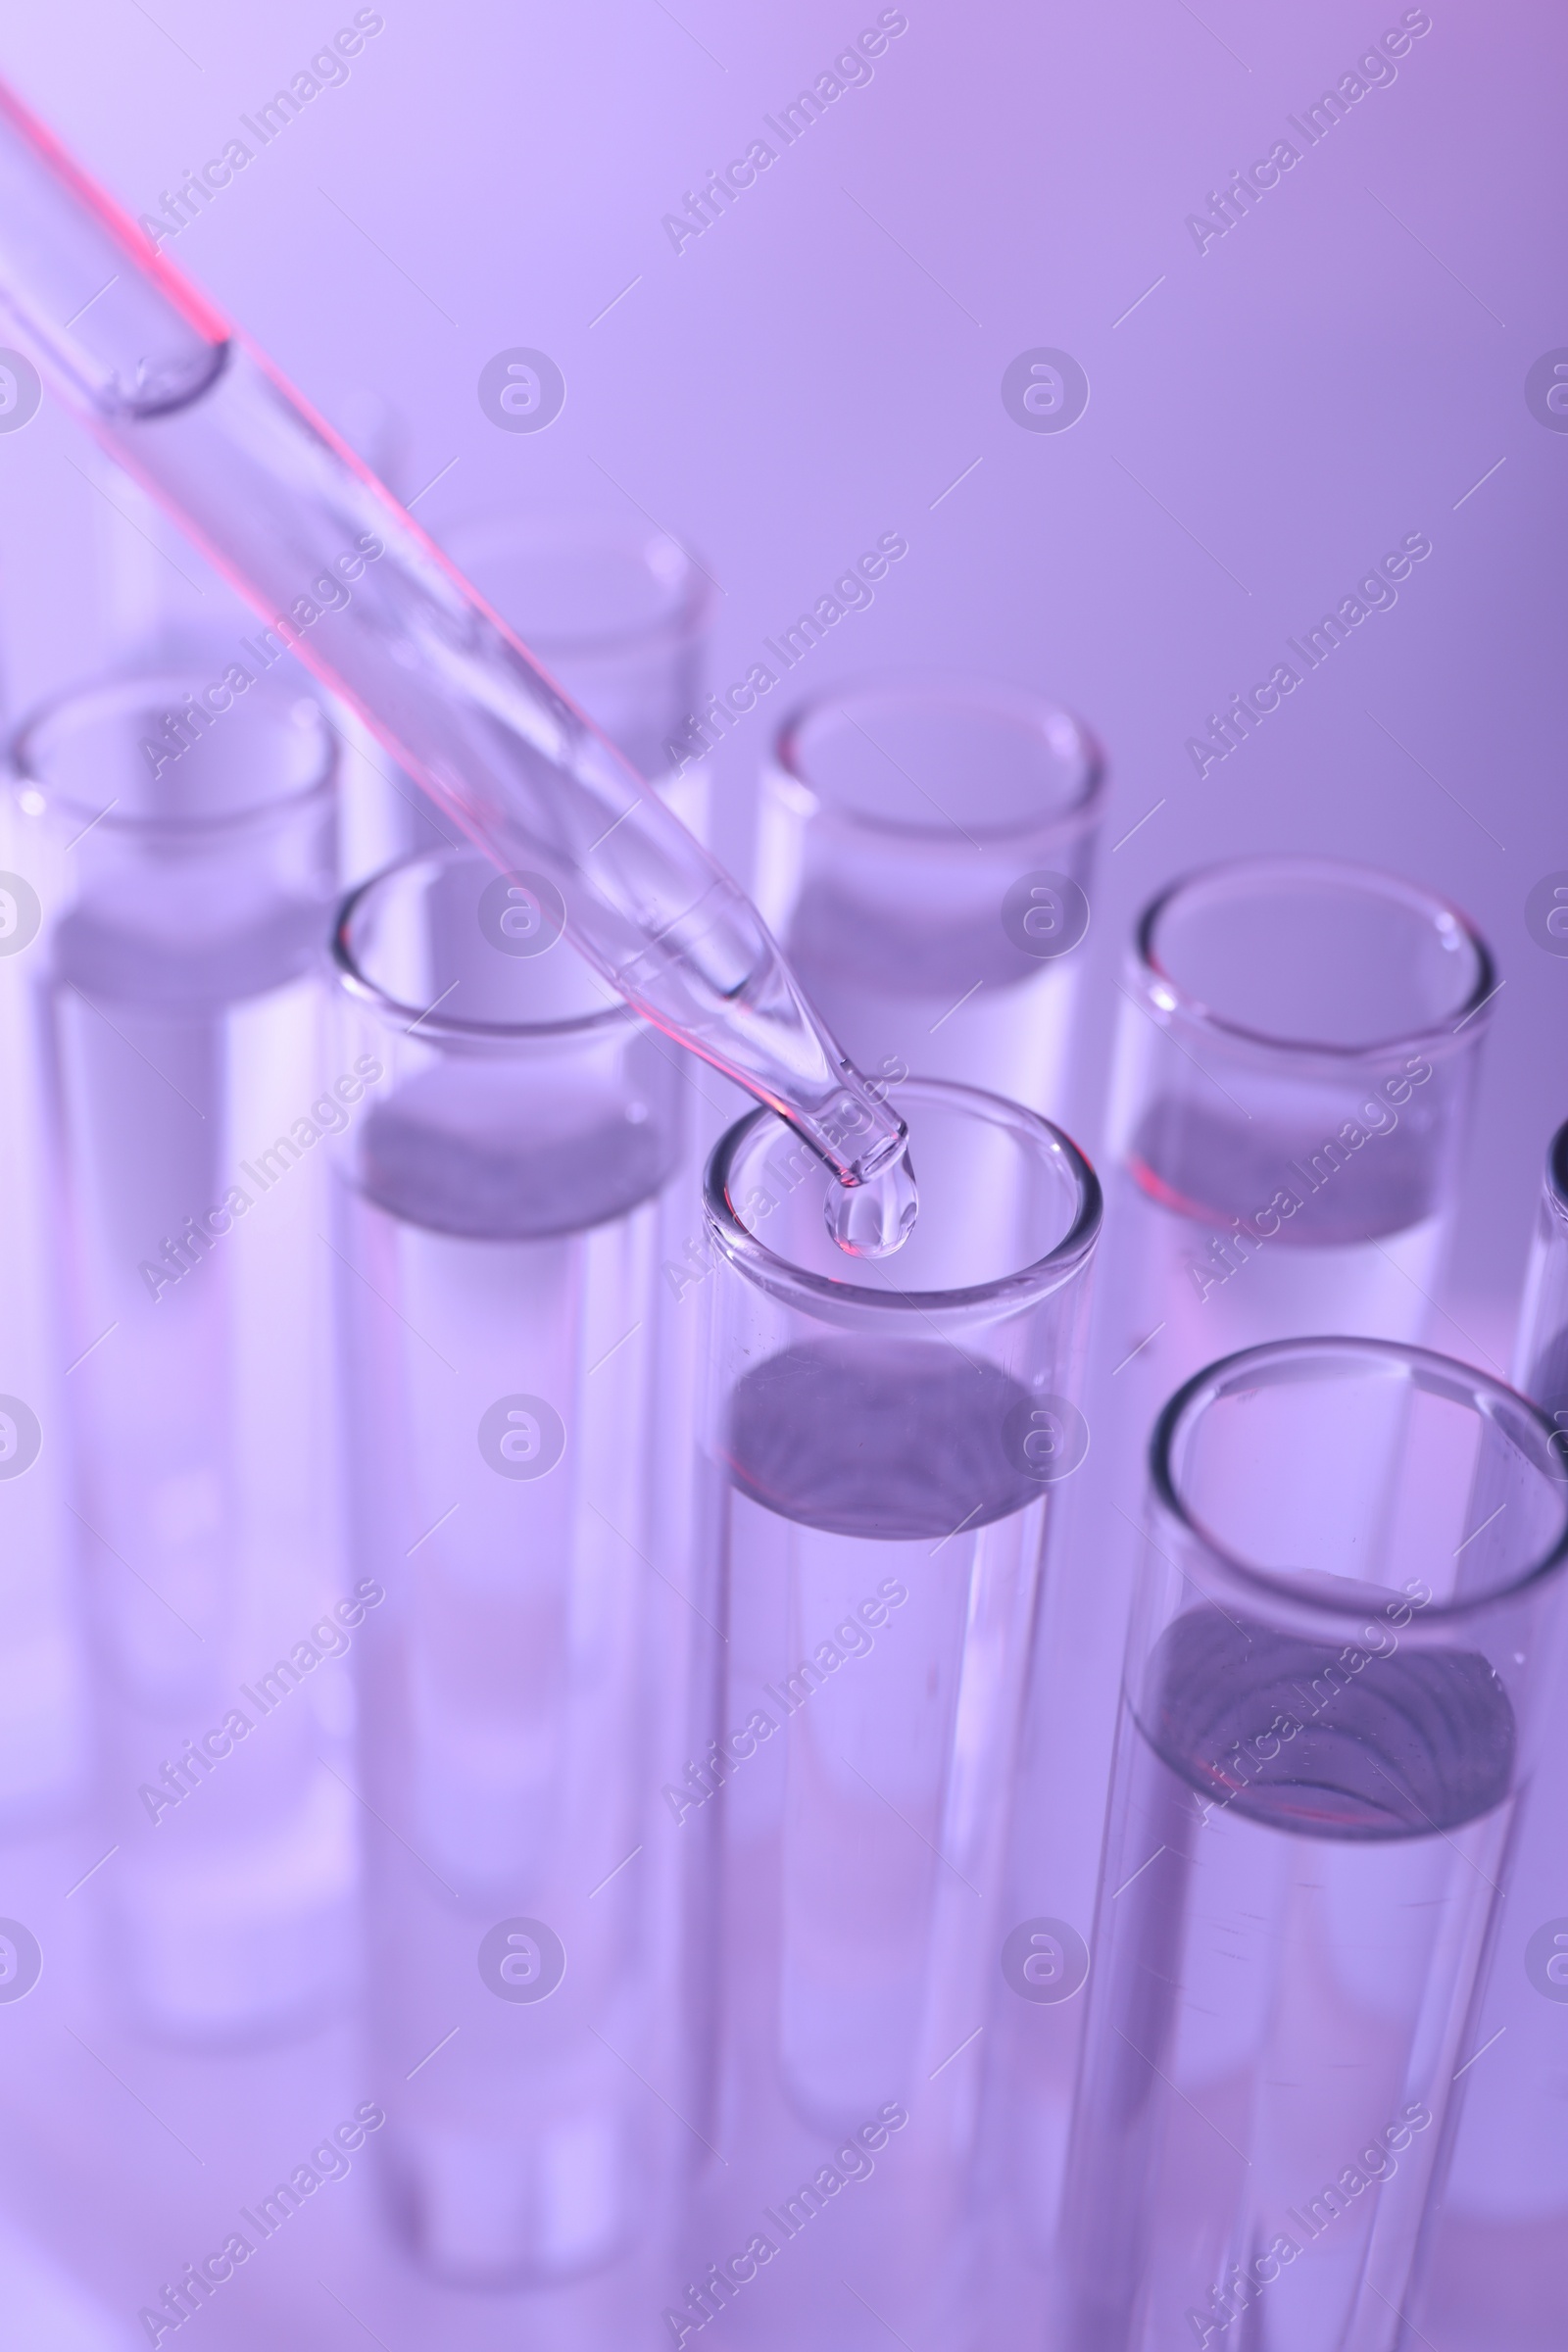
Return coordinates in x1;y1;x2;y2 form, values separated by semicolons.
827;1148;918;1259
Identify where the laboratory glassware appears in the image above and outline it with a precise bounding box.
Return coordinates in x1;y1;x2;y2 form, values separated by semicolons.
11;668;353;2040
681;1077;1099;2347
330;843;690;2286
756;675;1104;1117
1101;856;1494;1391
0;82;910;1236
982;856;1498;2275
438;514;713;829
1062;1336;1568;2352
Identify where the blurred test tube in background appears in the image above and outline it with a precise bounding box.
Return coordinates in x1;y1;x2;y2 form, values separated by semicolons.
436;515;714;837
337;511;715;888
329;844;691;2292
11;670;354;2043
1057;1338;1568;2352
753;675;1104;1118
682;1078;1099;2348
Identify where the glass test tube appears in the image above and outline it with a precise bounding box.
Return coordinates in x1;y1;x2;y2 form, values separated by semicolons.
685;1079;1099;2346
982;857;1499;2278
1102;857;1494;1388
755;676;1105;1117
440;519;733;1938
11;671;353;2041
1060;1338;1568;2352
330;845;689;2288
1416;1120;1568;2341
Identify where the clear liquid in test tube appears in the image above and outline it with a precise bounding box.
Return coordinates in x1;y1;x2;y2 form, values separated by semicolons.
1059;1339;1568;2352
428;513;732;1646
979;858;1498;2301
12;671;354;2041
330;846;691;2288
1101;859;1494;1386
683;1081;1098;2347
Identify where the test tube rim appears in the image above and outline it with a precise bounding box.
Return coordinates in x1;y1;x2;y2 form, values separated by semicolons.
7;667;338;836
769;669;1106;850
1149;1333;1568;1631
1133;853;1496;1069
332;848;639;1046
704;1075;1102;1322
435;512;714;662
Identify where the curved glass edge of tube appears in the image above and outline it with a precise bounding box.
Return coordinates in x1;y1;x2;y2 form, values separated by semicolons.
1148;1335;1568;1637
703;1078;1102;1326
1131;854;1497;1073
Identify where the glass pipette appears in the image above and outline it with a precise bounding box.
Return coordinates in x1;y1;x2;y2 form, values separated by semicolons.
0;81;915;1255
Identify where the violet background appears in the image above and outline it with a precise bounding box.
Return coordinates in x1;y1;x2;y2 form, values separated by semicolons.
0;1;1564;2344
3;0;1564;1340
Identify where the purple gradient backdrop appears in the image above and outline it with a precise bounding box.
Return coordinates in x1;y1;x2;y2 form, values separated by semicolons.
3;0;1564;1334
0;4;1564;2347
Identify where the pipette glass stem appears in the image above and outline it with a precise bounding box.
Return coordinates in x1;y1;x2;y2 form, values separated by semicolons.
0;79;906;1196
